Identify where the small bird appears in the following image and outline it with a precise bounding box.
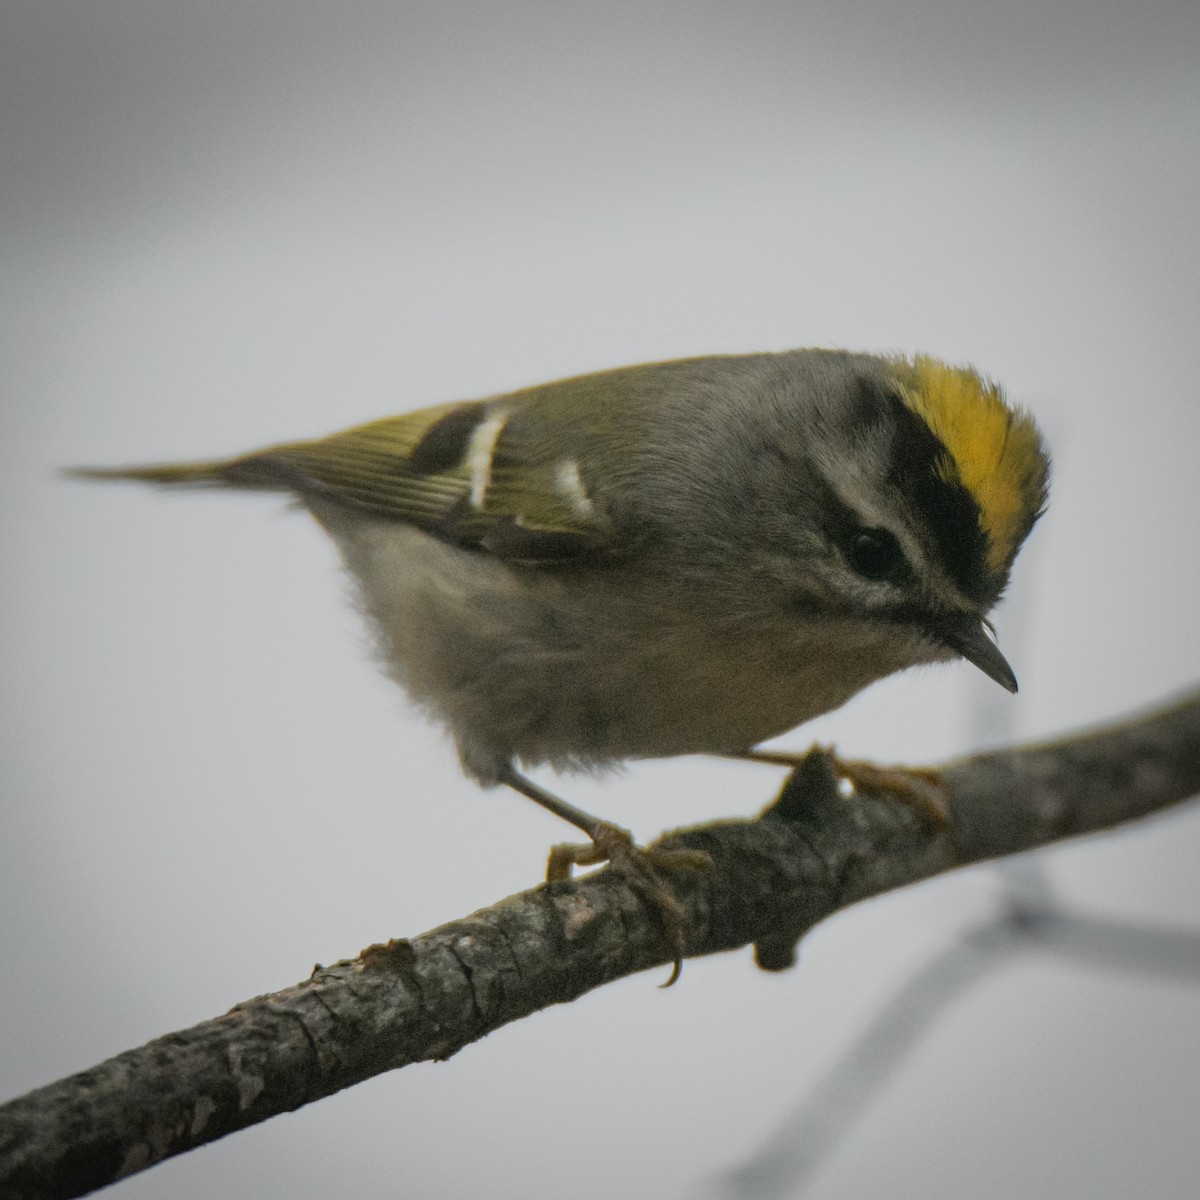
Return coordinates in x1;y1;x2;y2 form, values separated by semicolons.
74;349;1048;930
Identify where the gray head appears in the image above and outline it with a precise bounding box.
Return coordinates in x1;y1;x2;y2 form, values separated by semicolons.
641;349;1050;690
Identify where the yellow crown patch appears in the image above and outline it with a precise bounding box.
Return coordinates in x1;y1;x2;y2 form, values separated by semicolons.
891;355;1048;573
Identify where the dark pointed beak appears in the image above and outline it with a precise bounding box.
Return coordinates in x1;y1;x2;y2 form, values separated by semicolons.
940;616;1019;694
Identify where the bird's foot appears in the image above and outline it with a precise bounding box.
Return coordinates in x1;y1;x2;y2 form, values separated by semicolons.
547;822;712;986
829;755;949;826
731;746;949;826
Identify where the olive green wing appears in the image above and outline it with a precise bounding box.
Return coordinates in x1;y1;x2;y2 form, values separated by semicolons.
73;398;618;563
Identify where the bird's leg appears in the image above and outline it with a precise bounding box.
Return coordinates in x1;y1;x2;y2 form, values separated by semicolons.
726;747;950;826
497;766;711;985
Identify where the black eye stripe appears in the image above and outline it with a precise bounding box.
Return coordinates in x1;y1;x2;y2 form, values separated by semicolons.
868;383;997;604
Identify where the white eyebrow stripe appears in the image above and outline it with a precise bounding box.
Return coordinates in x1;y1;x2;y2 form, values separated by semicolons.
554;459;595;518
466;408;510;508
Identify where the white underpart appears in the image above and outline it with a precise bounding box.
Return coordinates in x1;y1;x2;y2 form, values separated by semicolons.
553;459;595;519
466;408;510;508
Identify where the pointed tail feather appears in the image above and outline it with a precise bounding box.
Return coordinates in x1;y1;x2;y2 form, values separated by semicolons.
65;460;228;485
64;454;300;491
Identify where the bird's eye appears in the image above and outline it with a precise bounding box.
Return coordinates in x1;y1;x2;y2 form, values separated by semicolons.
846;527;907;583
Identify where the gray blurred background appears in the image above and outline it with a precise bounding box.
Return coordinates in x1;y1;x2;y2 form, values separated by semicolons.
3;2;1199;1197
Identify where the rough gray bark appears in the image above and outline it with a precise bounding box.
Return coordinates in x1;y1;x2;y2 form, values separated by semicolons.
2;689;1198;1200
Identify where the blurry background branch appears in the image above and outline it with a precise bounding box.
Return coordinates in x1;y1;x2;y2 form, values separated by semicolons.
2;688;1198;1200
701;857;1200;1200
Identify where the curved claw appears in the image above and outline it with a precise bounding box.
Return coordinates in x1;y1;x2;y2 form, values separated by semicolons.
730;746;950;827
833;757;950;826
546;822;711;986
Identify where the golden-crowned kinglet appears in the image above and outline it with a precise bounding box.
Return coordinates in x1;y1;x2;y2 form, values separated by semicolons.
75;349;1049;881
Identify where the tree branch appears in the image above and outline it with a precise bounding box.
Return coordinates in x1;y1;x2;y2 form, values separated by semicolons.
3;689;1199;1200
